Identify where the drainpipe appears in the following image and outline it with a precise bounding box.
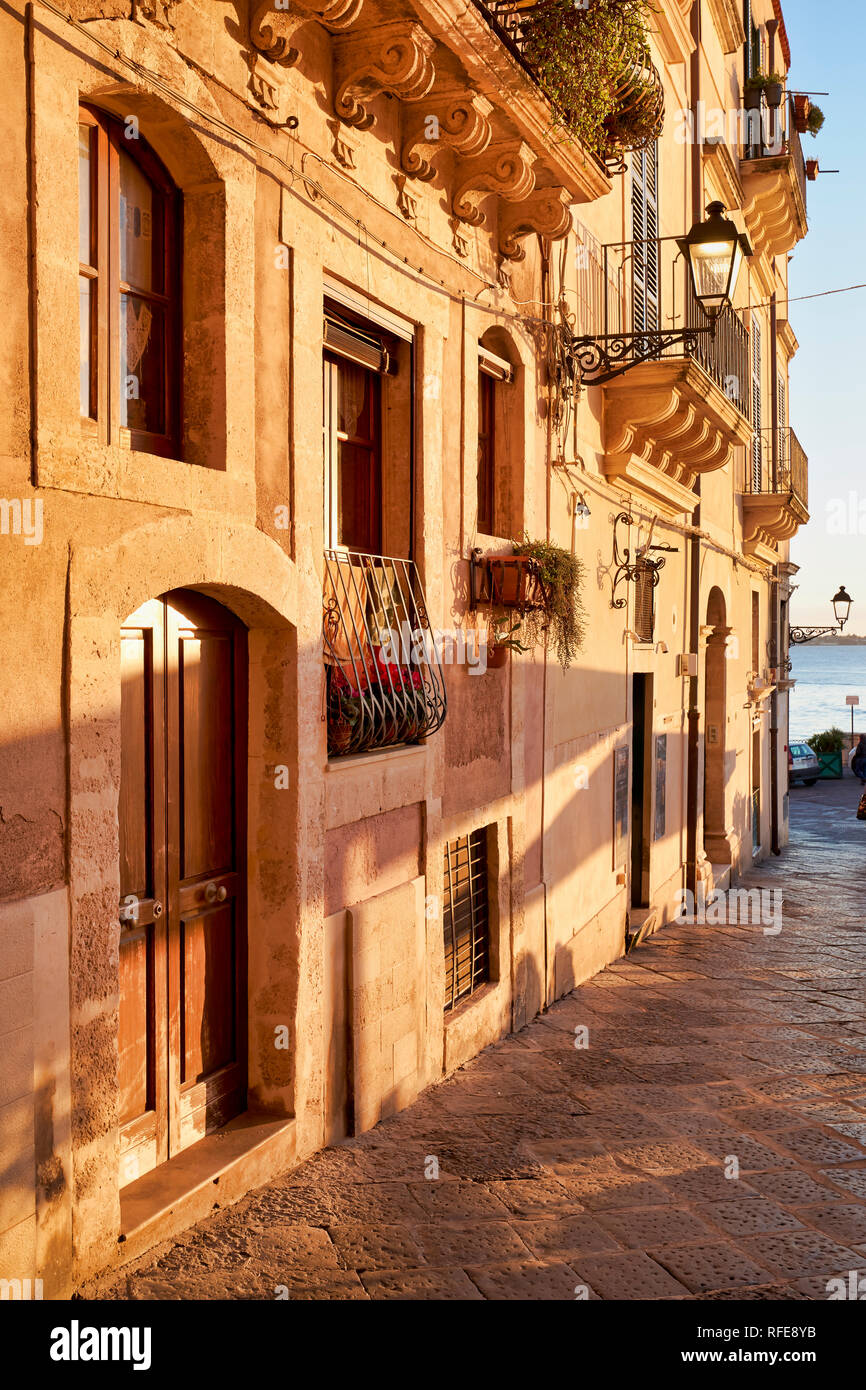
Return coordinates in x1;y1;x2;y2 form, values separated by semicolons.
540;236;552;1008
769;292;781;854
685;0;703;897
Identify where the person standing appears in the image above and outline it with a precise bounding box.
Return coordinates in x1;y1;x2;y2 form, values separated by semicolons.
852;735;866;786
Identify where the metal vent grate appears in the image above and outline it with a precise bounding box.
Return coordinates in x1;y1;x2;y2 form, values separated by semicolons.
443;829;490;1013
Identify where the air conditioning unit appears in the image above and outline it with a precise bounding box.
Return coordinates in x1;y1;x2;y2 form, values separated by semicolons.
677;653;698;677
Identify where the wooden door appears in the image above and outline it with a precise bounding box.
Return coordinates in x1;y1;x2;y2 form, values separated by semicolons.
118;590;247;1186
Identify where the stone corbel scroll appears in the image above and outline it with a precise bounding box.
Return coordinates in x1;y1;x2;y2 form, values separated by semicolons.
334;23;436;131
401;90;493;182
452;141;536;227
249;0;365;68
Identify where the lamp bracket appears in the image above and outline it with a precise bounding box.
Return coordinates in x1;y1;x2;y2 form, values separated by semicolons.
568;327;714;387
610;511;671;610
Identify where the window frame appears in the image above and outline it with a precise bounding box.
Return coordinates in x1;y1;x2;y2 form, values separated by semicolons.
78;104;181;459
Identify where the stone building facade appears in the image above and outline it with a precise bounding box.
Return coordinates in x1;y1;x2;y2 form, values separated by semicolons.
0;0;810;1293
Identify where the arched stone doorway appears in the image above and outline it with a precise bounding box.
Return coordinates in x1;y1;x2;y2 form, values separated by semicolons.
703;587;733;863
117;590;248;1185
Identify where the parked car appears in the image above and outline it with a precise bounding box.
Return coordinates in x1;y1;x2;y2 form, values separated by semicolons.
788;741;820;786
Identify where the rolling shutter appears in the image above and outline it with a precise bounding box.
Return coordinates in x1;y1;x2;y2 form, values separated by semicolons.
443;829;490;1013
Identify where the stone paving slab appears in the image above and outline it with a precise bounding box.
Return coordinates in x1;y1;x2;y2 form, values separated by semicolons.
84;778;866;1301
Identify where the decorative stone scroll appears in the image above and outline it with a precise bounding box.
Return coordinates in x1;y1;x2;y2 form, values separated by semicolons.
452;141;536;227
401;90;493;182
498;187;572;261
132;0;180;27
249;0;364;68
334;23;436;131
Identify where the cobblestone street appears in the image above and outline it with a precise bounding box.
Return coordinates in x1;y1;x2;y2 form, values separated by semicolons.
88;777;866;1301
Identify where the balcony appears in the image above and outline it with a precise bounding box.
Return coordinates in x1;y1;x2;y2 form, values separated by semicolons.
323;549;447;758
740;95;808;258
471;1;665;173
742;427;809;562
573;224;755;514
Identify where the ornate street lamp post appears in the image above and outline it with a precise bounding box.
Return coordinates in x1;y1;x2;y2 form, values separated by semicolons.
789;586;853;645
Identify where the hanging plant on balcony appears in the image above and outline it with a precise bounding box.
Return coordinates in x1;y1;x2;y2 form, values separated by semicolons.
520;0;663;160
805;104;825;137
505;536;588;671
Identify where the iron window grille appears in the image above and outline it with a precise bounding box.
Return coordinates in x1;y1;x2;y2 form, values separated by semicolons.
323;549;447;758
443;829;490;1013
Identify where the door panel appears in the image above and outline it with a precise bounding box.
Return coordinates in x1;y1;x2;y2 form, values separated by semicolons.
118;590;247;1186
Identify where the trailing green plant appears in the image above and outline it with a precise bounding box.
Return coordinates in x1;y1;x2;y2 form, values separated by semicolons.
806;103;825;136
520;0;661;159
510;535;588;671
807;727;844;754
489;617;531;654
744;70;769;90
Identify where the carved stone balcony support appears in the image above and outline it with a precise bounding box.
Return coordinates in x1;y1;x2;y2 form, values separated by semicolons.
334;23;437;130
249;0;365;67
498;187;572;261
600;359;754;515
452;141;536;226
401;90;493;181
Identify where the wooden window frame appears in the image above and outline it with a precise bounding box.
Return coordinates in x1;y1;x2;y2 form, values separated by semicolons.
476;366;496;537
79;104;181;459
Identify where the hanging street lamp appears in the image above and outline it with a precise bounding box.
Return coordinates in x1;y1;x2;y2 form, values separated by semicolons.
789;586;854;645
566;202;752;387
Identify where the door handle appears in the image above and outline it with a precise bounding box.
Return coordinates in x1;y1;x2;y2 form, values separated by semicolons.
204;881;227;904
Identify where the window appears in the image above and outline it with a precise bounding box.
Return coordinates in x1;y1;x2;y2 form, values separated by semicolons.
631;141;659;333
634;559;655;643
477;368;495;535
751;315;762;488
475;340;517;539
322;305;408;553
78;105;180;457
752;590;760;672
443;829;490;1013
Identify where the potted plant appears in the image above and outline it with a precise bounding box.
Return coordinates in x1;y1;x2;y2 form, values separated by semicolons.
806;104;825;137
485;618;529;670
506;536;588;671
520;0;662;161
807;727;844;779
485;553;547;610
327;667;363;756
744;72;766;110
793;92;811;133
764;71;784;109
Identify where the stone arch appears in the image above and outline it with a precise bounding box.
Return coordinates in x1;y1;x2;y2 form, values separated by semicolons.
79;68;246;471
703;586;734;864
65;518;307;1280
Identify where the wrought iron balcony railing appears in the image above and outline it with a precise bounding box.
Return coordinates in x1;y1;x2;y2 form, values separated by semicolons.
742;94;807;212
323;549;447;758
471;0;664;169
748;427;809;511
571;221;751;418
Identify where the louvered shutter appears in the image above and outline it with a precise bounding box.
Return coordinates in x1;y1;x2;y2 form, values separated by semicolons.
777;375;788;477
443;830;490;1013
751;316;762;489
632;143;660;335
634;560;655;643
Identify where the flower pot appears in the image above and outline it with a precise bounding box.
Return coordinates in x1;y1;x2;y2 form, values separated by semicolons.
485;641;510;670
805;158;819;181
764;81;783;109
328;717;354;756
793;93;811;133
744;85;763;110
485;555;546;611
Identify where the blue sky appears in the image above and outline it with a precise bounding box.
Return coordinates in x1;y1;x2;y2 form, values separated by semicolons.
783;0;866;628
